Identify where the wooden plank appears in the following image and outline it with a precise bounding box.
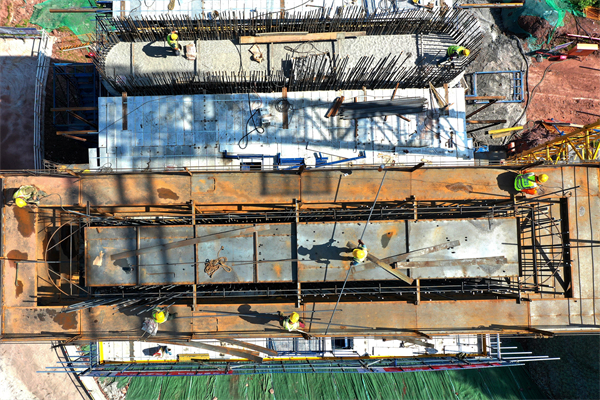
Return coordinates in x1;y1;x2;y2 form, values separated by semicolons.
221;338;279;356
361;241;460;269
465;95;507;100
56;130;98;135
347;241;414;284
282;87;288;129
164;341;264;363
240;31;366;44
384;83;400;122
458;3;523;7
110;225;271;261
326;96;345;118
467;120;506;124
122;92;128;131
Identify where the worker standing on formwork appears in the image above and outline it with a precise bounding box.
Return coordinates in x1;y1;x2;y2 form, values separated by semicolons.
166;31;181;56
279;312;306;332
514;171;548;195
351;239;368;266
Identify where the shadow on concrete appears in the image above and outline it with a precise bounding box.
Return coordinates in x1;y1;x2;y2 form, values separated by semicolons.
297;239;353;264
237;304;280;326
497;171;519;195
142;42;173;58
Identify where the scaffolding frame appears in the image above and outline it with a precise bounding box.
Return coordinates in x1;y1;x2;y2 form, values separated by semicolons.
509;119;600;163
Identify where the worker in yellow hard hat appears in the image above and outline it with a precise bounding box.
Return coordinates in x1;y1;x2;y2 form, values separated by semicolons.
152;307;176;324
351;239;368;266
166;30;181;56
514;171;548;195
438;46;470;65
12;185;47;208
280;311;306;332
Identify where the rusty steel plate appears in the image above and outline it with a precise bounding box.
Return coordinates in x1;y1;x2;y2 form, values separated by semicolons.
297;218;518;282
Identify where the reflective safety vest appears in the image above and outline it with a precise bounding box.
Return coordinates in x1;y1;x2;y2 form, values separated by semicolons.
282;318;299;332
514;172;538;191
13;185;37;202
166;34;178;49
447;45;466;57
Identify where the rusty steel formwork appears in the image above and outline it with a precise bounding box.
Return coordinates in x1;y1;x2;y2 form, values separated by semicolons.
0;165;598;342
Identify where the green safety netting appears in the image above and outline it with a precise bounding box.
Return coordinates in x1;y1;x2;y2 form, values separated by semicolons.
30;0;96;37
502;0;586;50
122;366;547;400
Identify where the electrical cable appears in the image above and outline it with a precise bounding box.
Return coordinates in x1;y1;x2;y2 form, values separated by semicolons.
249;0;314;19
238;90;265;150
512;58;569;130
284;42;329;57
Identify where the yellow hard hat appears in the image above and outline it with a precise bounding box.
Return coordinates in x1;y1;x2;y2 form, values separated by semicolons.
15;198;27;208
538;174;548;183
171;33;178;40
289;312;300;323
353;248;366;259
463;49;470;57
154;311;166;324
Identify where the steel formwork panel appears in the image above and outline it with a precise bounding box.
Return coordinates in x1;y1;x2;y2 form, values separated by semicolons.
86;224;295;286
297;218;519;281
86;218;518;286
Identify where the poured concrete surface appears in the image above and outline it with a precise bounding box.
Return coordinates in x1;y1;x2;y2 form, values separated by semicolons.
103;34;455;77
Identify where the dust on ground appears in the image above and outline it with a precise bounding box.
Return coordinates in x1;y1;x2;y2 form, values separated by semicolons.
0;343;85;400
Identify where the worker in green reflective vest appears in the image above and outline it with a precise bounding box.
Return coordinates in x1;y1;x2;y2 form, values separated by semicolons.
514;171;548;195
166;31;181;56
280;312;306;332
438;46;470;65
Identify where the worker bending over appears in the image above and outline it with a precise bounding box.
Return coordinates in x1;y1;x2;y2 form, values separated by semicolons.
514;171;548;195
12;185;47;208
438;46;470;65
351;239;368;266
166;31;181;56
280;312;306;332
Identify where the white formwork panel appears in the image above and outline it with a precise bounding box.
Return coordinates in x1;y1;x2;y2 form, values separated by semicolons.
182;95;194;146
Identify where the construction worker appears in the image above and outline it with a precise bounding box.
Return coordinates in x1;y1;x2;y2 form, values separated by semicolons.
12;185;47;208
280;311;306;332
514;171;548;195
152;307;175;324
351;239;368;266
166;31;180;56
438;46;470;65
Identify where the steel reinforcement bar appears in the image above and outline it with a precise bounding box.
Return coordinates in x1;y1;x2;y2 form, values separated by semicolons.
94;7;483;94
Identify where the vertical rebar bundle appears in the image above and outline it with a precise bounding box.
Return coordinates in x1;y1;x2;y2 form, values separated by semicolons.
94;7;484;95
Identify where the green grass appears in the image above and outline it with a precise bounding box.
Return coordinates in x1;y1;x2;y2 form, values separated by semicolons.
15;18;30;28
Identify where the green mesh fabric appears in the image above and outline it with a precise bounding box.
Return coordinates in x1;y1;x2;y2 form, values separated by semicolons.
30;0;96;37
123;366;547;400
502;0;585;50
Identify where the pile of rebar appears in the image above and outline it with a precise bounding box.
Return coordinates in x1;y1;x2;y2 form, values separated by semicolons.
338;97;427;119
